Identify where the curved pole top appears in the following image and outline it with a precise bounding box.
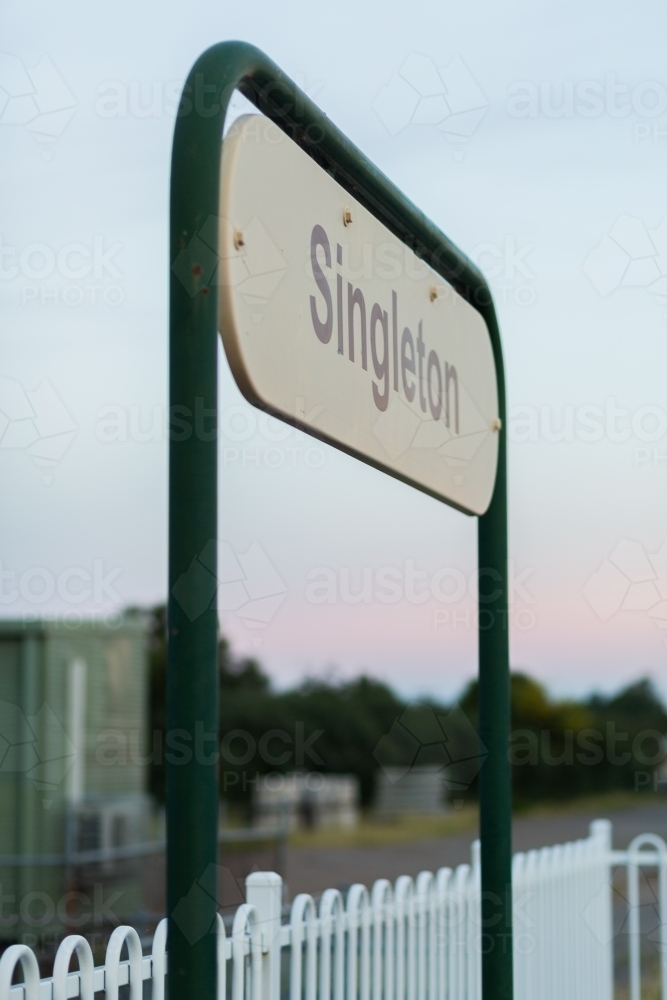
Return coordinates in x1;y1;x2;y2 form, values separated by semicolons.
170;39;505;425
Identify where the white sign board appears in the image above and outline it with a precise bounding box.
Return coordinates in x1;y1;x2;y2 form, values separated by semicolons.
217;115;499;515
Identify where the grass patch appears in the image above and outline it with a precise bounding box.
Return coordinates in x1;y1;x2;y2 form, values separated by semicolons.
287;791;664;850
513;789;664;818
288;806;479;849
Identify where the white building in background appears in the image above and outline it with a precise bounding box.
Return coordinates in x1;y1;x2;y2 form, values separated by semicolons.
375;764;448;815
254;772;359;830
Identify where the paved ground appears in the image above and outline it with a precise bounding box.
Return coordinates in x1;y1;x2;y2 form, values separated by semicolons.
283;801;667;899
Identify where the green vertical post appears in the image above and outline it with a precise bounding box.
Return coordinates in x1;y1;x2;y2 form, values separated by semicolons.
477;305;513;1000
168;67;222;1000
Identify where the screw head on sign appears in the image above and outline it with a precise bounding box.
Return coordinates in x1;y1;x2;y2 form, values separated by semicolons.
429;285;438;302
234;229;245;249
492;418;502;432
343;207;353;226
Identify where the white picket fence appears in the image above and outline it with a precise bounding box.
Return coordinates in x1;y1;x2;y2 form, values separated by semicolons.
0;819;665;1000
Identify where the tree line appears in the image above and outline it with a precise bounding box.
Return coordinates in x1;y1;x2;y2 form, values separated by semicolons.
146;606;667;811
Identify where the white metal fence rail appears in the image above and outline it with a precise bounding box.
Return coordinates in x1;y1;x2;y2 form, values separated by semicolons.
0;819;665;1000
611;833;667;1000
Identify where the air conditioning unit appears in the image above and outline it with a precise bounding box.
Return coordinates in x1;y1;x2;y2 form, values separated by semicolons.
72;794;149;860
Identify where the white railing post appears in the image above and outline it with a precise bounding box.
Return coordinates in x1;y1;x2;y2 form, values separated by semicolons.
346;885;371;1000
290;894;317;1000
451;863;470;1000
589;819;614;1000
104;925;143;1000
511;852;526;1000
233;903;262;1000
217;912;228;1000
415;872;432;1000
246;872;283;1000
470;840;482;1000
395;876;415;1000
152;917;168;1000
435;868;452;1000
0;946;39;1000
52;935;94;1000
370;881;392;1000
320;889;346;1000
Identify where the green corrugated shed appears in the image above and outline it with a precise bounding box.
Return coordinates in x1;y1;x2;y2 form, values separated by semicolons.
0;616;150;947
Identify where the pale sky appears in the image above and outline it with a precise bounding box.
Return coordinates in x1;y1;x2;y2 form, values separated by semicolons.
2;0;667;703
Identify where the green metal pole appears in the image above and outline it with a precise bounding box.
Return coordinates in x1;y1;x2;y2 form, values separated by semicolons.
168;40;512;1000
477;304;513;1000
168;71;222;1000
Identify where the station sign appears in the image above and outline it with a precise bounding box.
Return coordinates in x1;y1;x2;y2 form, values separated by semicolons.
217;114;499;515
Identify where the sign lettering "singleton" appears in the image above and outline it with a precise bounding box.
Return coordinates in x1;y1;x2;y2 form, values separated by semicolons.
309;224;460;434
